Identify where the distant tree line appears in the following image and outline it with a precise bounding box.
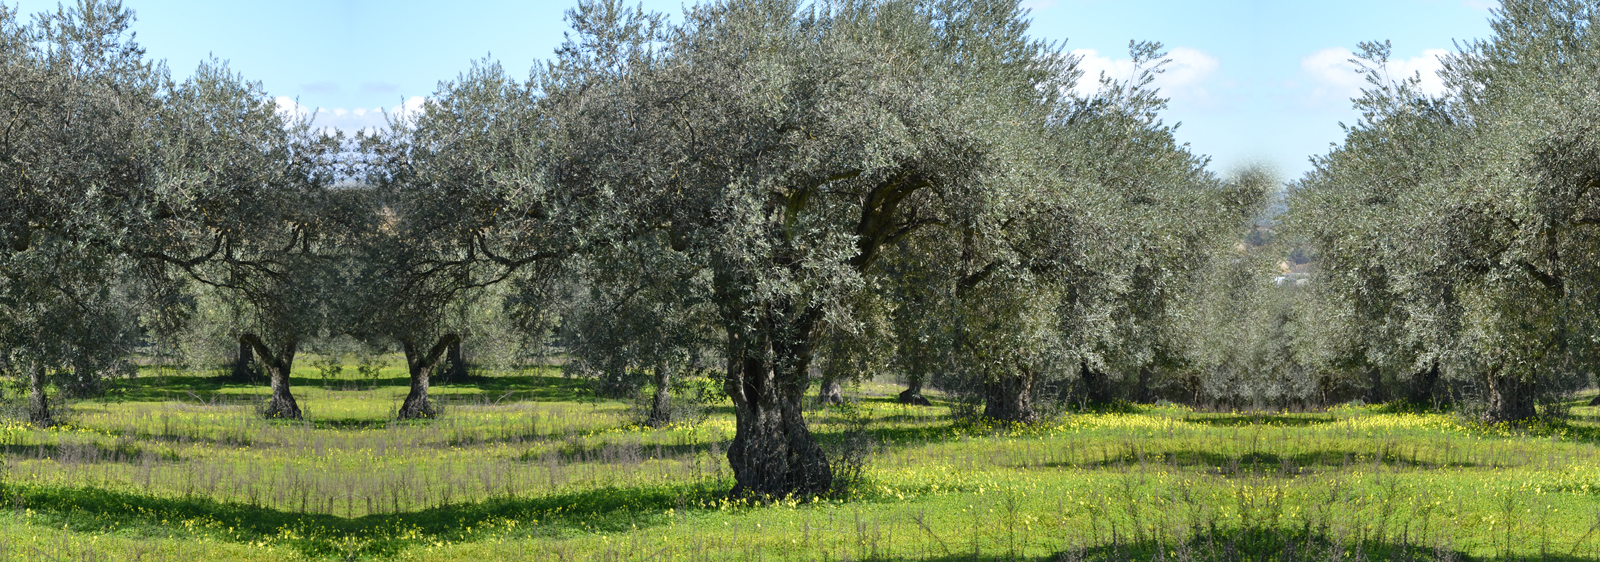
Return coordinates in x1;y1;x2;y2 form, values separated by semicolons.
2;0;1597;498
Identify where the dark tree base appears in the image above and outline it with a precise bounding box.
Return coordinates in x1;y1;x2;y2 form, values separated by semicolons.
817;381;843;406
897;388;930;406
1481;374;1536;424
262;395;302;420
396;395;437;420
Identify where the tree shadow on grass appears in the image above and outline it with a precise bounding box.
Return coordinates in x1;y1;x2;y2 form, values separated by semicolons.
1181;413;1341;427
1033;448;1482;474
452;373;599;403
4;480;727;559
100;374;253;403
100;371;608;407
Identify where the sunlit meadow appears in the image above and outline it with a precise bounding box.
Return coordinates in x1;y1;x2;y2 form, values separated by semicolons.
2;361;1598;560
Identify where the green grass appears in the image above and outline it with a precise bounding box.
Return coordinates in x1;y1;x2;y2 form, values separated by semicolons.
1;367;1598;560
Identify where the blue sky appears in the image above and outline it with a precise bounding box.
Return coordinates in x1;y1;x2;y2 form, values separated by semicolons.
6;0;1496;180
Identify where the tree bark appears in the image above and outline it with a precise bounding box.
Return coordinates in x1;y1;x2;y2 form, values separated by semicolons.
723;308;832;499
27;365;51;427
241;334;301;420
398;334;459;420
1483;370;1537;424
232;339;255;382
983;368;1035;423
647;359;672;427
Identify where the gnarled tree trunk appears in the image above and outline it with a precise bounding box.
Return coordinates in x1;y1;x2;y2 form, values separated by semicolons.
724;309;832;499
1483;370;1537;424
241;334;301;420
983;368;1035;423
397;334;459;420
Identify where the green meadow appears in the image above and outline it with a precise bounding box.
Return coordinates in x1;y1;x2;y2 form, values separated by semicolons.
2;363;1599;561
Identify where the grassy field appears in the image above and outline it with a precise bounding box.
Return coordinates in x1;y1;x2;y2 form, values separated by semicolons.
2;362;1599;561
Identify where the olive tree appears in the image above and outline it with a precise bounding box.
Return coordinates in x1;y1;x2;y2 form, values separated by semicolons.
1291;0;1600;423
364;58;586;419
534;0;1076;496
144;63;338;420
0;0;166;423
882;46;1265;421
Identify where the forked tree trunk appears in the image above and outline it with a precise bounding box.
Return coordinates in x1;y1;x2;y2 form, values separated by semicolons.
232;340;255;382
241;334;301;420
647;359;672;427
27;365;51;427
983;368;1036;423
723;311;832;499
1483;370;1537;424
397;334;459;420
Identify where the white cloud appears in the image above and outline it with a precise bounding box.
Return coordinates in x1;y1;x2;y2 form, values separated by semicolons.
271;95;427;133
1299;47;1448;107
1070;47;1222;105
272;96;310;120
395;96;426;120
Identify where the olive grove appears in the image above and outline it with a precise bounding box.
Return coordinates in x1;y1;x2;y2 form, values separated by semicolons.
9;0;1600;502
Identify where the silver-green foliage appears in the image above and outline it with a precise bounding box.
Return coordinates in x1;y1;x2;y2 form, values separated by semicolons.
1290;0;1600;422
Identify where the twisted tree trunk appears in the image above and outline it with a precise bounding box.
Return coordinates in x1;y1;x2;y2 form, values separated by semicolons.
397;334;459;420
724;307;832;499
241;334;301;420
